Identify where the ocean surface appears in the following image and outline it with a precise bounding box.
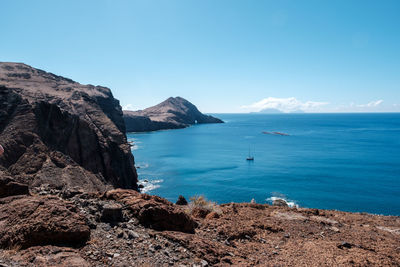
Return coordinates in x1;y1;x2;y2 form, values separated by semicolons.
127;113;400;216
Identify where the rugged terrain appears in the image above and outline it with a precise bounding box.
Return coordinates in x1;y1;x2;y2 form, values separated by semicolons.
0;63;399;266
0;185;399;266
0;62;137;191
123;97;223;132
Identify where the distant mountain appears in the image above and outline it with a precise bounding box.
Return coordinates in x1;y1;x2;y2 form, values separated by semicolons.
257;108;305;114
123;97;223;132
290;109;305;113
258;108;283;114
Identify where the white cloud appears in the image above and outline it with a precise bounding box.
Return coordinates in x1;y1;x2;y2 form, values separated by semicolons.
241;97;329;113
122;104;135;110
357;99;383;108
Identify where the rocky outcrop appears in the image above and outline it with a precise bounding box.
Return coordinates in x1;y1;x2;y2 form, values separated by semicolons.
104;189;197;233
0;195;90;249
0;62;137;191
10;246;90;267
123;97;223;132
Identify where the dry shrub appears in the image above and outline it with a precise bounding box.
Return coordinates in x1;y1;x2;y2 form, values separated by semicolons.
187;195;222;216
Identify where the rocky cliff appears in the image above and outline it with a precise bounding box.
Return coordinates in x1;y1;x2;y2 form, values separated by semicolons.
123;97;223;132
0;62;137;191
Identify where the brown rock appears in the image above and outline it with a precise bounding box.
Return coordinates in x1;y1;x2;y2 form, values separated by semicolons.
12;246;89;267
191;207;210;219
0;174;28;198
0;195;90;249
104;189;197;233
273;198;289;207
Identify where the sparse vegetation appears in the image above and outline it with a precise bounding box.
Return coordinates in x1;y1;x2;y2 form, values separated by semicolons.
187;195;222;216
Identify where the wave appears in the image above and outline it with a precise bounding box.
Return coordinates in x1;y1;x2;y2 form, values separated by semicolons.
131;144;139;151
128;138;141;151
138;179;163;194
266;195;299;208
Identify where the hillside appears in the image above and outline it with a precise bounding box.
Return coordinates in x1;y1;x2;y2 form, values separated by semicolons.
123;97;223;132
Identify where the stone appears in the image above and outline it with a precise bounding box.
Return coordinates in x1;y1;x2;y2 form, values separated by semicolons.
104;189;197;233
337;241;353;249
12;246;89;267
273;198;289;207
0;195;90;249
127;230;140;239
201;259;209;266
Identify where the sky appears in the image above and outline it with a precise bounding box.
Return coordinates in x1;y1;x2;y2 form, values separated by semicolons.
1;0;399;113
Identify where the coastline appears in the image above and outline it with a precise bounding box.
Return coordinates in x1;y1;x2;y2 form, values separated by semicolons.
1;63;398;266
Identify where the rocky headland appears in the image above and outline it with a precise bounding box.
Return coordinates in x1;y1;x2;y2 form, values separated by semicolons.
0;62;137;191
0;63;399;266
123;97;223;132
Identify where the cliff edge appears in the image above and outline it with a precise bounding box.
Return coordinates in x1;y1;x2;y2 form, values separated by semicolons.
0;62;137;191
123;97;223;132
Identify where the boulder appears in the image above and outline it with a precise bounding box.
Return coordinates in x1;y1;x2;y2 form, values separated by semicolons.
273;198;289;207
191;207;211;219
12;246;89;267
176;195;188;205
0;195;90;249
104;189;197;233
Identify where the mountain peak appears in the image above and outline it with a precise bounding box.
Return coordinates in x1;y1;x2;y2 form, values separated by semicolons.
123;97;223;132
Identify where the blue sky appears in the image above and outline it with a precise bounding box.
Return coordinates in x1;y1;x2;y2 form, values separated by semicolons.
1;0;399;113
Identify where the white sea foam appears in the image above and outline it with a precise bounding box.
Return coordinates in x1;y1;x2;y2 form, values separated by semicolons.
267;196;299;208
138;179;163;193
128;138;141;151
131;144;139;151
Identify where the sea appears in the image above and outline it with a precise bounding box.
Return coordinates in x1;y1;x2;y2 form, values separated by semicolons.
127;113;400;216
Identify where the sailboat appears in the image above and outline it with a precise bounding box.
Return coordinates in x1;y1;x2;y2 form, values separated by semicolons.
246;147;254;161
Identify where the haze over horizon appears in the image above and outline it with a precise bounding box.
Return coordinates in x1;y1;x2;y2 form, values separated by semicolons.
1;0;399;113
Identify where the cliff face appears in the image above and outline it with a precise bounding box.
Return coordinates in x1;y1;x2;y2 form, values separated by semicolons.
123;97;223;132
0;62;137;191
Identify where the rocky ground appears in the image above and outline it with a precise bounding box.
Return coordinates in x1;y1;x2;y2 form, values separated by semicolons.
0;182;399;266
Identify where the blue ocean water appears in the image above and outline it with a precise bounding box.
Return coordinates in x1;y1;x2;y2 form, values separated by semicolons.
127;113;400;216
